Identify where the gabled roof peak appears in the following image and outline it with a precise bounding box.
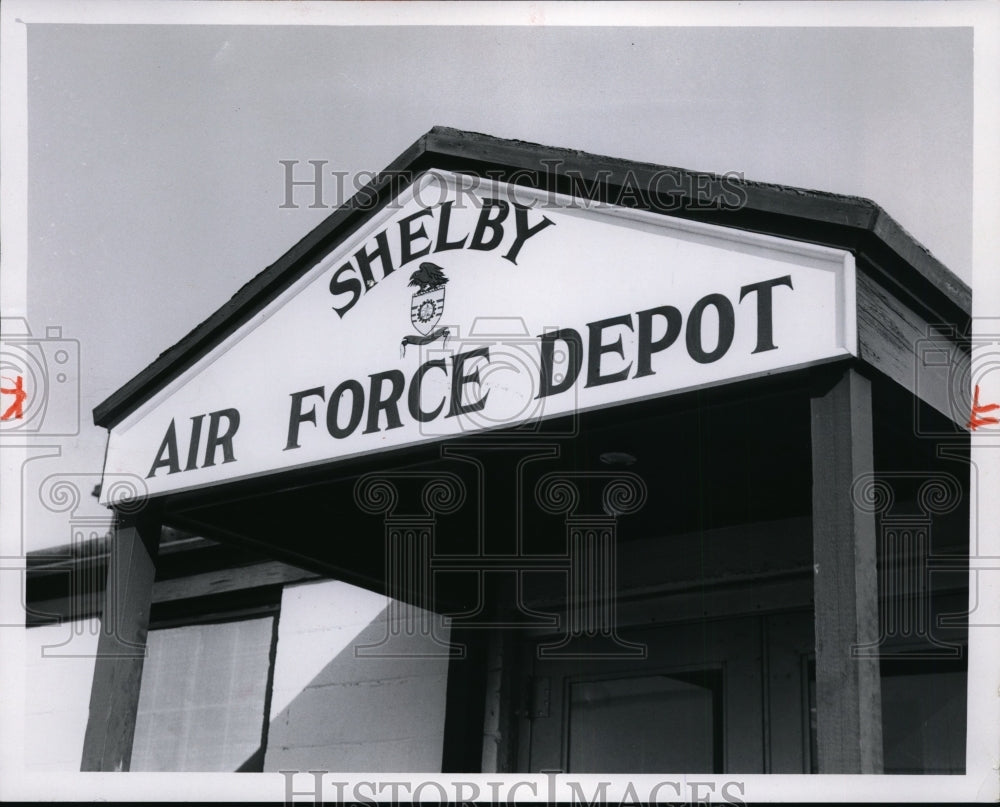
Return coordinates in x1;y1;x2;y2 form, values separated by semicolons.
93;126;969;429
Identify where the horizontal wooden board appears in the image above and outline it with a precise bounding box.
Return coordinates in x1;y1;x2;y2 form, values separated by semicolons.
857;269;969;425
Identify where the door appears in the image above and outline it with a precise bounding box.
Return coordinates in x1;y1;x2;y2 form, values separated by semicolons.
517;611;814;774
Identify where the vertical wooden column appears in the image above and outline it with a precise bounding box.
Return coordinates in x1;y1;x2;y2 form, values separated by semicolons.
810;367;883;773
440;625;489;772
80;506;161;772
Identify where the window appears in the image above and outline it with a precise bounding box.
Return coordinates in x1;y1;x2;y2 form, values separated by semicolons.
130;615;277;772
566;669;724;773
880;659;967;774
805;657;967;774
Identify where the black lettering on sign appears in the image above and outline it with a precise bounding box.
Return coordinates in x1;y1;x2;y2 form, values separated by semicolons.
364;370;406;434
468;200;509;252
354;229;394;290
536;329;583;399
329;262;363;319
686;293;735;364
202;409;240;468
409;359;448;422
447;347;491;418
502;205;555;265
285;387;326;450
634;305;682;378
739;275;793;353
435;200;468;253
326;379;365;439
398;208;434;266
585;315;634;388
184;414;205;472
148;408;241;478
329;199;557;318
147;419;181;478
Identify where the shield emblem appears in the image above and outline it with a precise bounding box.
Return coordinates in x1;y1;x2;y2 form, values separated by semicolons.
410;287;446;336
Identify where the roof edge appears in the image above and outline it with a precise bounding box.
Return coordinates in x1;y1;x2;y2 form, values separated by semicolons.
93;126;971;430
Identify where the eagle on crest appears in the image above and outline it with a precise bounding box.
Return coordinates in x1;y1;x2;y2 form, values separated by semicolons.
408;261;448;294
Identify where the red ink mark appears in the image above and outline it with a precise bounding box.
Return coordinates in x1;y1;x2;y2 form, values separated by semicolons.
967;384;999;430
0;375;27;420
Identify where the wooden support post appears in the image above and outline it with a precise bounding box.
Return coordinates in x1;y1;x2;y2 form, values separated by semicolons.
810;366;883;773
80;506;161;772
440;625;489;773
479;629;520;773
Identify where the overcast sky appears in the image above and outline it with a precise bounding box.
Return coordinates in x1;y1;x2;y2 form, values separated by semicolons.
17;15;976;549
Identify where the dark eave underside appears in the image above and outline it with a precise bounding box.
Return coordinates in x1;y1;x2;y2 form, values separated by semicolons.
93;126;971;430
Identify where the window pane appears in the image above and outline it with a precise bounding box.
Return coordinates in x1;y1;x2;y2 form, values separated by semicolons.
130;617;274;772
882;668;966;774
568;670;721;773
805;660;966;774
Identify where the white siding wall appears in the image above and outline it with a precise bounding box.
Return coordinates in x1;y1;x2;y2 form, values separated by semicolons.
263;580;452;772
23;619;100;772
24;579;454;773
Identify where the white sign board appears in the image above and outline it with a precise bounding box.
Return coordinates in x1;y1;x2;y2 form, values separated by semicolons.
101;171;856;502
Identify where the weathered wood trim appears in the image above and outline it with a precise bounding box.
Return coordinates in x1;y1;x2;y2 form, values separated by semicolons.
870;208;971;314
857;268;969;426
27;533;318;626
80;507;161;772
151;561;318;604
810;367;883;774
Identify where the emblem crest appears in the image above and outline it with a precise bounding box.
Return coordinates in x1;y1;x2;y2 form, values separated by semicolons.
401;262;451;356
411;286;446;336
